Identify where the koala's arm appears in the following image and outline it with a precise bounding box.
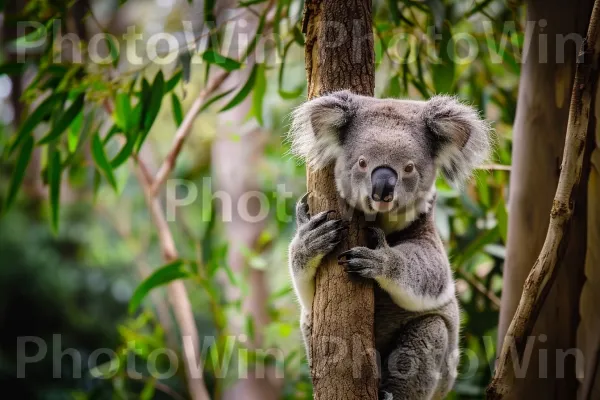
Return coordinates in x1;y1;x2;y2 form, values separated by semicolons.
289;193;347;362
339;228;454;312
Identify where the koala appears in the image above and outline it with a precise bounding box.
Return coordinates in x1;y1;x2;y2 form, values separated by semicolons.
287;91;491;399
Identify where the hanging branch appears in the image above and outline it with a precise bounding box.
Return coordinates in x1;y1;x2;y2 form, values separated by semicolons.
487;1;600;398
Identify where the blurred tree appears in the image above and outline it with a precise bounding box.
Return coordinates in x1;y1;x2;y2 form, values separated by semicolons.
497;1;598;399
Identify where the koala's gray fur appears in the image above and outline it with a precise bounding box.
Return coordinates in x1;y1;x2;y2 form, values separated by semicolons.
287;91;491;399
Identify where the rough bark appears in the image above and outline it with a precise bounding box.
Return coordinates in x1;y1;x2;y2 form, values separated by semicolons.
496;0;594;398
303;1;378;399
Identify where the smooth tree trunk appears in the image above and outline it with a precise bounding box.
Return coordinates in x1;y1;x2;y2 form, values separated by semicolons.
302;0;378;399
498;0;595;397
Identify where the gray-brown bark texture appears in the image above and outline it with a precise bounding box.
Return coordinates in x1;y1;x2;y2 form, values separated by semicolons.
302;0;378;399
497;0;595;398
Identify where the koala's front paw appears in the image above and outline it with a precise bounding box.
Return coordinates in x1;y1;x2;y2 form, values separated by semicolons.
338;229;389;279
337;246;386;278
295;193;348;256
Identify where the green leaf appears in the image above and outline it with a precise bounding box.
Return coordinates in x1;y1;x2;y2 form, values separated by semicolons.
0;62;27;76
411;76;430;98
278;41;304;99
106;35;120;67
465;0;495;18
67;112;83;153
388;0;401;24
145;71;165;130
140;379;156;400
204;0;216;22
114;92;132;132
48;148;62;233
171;94;183;127
39;93;85;145
201;50;243;72
251;64;267;125
199;89;234;113
129;260;192;313
136;71;165;151
431;23;455;94
292;26;305;46
110;135;137;169
220;65;258;112
239;0;267;6
496;198;508;244
4;135;34;212
165;70;182;92
12;21;49;50
475;171;490;208
91;132;118;190
10;93;64;153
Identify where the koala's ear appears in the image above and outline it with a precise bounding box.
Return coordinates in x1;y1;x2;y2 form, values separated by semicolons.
288;91;356;169
422;95;491;183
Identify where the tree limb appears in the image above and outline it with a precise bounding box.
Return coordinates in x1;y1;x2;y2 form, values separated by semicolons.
487;1;600;397
151;71;229;195
134;163;211;400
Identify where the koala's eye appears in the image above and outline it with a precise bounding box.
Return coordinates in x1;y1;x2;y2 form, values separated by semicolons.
404;163;415;174
358;158;367;169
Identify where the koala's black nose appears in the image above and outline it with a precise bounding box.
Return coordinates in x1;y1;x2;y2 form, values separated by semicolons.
371;167;397;202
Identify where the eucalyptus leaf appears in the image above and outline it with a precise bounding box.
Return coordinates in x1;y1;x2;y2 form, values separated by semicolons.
252;64;267;125
129;260;192;313
220;65;258;112
202;50;243;72
48;148;62;233
4;135;34;212
171;93;184;127
91;132;118;190
10;93;65;153
39;93;85;145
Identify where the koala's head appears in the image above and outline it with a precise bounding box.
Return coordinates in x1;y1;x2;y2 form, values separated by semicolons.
289;91;491;216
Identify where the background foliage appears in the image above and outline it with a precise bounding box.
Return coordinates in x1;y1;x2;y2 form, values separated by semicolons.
0;0;521;398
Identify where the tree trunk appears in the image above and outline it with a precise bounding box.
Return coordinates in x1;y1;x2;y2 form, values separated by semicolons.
498;0;594;397
302;1;378;399
212;2;282;399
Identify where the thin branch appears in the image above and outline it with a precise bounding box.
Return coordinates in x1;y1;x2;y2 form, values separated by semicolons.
134;162;210;400
151;70;228;195
150;0;277;195
456;267;501;309
486;1;600;398
479;163;512;171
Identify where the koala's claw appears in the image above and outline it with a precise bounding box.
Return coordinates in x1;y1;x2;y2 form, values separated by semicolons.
296;192;311;225
295;209;348;258
338;247;384;279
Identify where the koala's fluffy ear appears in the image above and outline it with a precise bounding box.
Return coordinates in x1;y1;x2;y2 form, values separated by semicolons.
288;91;356;168
422;95;491;183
